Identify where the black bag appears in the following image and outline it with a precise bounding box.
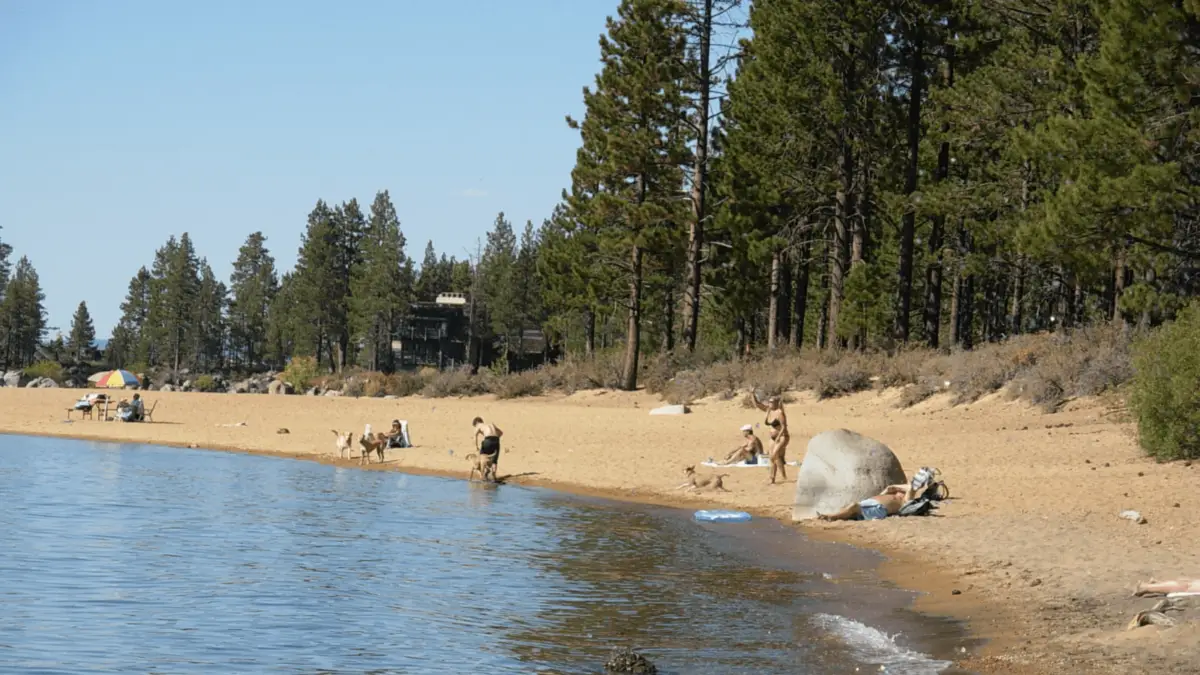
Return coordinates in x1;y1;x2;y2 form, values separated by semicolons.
898;497;937;517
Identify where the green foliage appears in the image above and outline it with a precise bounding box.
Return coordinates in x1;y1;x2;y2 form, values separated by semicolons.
0;256;46;369
281;356;322;391
350;190;413;372
67;301;96;363
24;360;64;383
1130;303;1200;461
228;232;278;369
193;374;219;392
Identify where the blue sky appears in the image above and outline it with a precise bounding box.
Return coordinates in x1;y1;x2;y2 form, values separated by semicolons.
0;0;619;337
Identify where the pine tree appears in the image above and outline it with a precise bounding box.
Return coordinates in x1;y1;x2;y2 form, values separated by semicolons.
415;241;445;301
193;260;226;371
67;301;96;363
144;234;200;372
228;232;278;370
513;220;543;356
0;257;46;369
350;190;413;372
567;0;692;389
330;199;367;369
481;212;520;355
0;226;11;294
292;201;339;369
109;267;152;368
266;272;300;368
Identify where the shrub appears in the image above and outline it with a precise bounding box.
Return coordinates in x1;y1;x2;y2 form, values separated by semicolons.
421;366;491;398
25;360;65;383
815;359;872;400
193;374;219;392
495;370;545;399
385;372;426;397
897;380;939;408
1008;324;1133;412
875;347;931;389
281;356;321;391
1129;304;1200;461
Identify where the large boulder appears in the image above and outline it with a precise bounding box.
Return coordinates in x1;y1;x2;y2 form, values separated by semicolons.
792;429;907;521
25;377;58;388
267;379;294;395
2;370;26;387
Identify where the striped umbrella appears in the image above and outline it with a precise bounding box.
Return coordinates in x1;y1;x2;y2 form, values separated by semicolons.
94;369;140;389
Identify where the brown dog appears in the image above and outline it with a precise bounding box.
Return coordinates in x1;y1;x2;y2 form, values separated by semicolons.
358;432;386;465
465;452;497;483
681;465;730;492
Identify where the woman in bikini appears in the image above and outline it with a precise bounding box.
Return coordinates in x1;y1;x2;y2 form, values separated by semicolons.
752;392;789;484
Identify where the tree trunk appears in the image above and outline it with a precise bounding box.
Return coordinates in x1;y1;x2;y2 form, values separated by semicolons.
951;222;974;349
779;252;792;344
767;250;782;350
895;29;923;343
620;245;643;391
682;0;712;353
584;308;596;358
663;283;675;353
790;228;812;347
735;318;746;359
828;141;853;349
1112;243;1127;325
1009;256;1026;335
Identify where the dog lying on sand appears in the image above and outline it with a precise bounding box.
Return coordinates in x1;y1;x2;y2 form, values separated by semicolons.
679;465;729;492
464;452;497;483
333;430;354;460
358;432;387;465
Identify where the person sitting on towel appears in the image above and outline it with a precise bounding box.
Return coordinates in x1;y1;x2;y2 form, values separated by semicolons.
386;420;408;449
817;480;930;522
720;425;763;465
473;416;503;467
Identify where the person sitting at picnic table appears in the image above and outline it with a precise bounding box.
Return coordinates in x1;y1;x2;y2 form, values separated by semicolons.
117;393;144;422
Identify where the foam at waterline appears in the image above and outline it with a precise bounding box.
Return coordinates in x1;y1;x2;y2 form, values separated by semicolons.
811;613;954;674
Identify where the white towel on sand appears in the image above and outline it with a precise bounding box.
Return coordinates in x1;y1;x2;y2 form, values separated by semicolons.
702;456;799;468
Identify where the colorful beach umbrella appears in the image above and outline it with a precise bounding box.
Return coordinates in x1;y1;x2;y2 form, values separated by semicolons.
94;369;140;389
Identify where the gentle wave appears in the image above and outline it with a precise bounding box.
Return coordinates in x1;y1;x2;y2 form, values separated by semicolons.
811;613;953;674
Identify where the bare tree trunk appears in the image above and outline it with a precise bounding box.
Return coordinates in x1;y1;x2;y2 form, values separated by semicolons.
682;0;713;353
584;308;596;358
735;318;746;359
895;28;923;343
828;142;853;349
620;245;643;391
768;250;782;350
790;228;812;347
1112;242;1127;326
663;283;675;353
1010;256;1026;335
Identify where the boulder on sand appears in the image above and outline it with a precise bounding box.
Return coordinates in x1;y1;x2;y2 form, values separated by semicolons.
648;404;690;416
267;379;294;395
2;370;26;388
792;429;907;521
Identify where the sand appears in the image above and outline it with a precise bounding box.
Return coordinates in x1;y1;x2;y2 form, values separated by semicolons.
3;385;1198;673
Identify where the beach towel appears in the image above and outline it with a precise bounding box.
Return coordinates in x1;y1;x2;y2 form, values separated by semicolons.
702;455;799;468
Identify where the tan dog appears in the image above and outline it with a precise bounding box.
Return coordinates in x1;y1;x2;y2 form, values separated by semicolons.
680;465;730;492
358;432;386;465
464;452;497;483
332;430;353;460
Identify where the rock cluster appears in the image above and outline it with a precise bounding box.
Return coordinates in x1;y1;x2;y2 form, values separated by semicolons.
603;648;657;674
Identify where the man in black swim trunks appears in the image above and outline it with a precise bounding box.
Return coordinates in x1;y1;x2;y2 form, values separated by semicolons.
473;416;503;473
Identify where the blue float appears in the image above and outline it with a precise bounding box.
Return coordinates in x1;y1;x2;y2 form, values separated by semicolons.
693;509;752;523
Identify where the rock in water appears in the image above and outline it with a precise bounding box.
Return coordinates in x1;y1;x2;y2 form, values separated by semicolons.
604;647;657;674
792;429;907;521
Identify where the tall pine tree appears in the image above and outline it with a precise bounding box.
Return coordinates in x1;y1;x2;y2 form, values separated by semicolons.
0;257;46;369
67;301;96;363
350;190;413;372
228;232;278;370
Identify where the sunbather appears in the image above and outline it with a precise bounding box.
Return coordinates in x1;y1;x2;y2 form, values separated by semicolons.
720;425;763;465
117;394;144;422
386;420;408;448
817;468;939;521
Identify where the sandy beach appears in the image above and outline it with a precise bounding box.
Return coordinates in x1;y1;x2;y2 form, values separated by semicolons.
3;386;1197;674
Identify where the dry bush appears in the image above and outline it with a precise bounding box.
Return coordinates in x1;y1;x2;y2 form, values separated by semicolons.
421;366;491;398
386;372;427;397
897;380;939;408
1009;324;1133;411
815;358;873;400
495;370;545;399
536;350;626;392
875;347;934;389
660;370;708;405
944;334;1051;405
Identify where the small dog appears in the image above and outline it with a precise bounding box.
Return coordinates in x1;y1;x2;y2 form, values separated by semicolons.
358;432;386;465
332;430;353;460
680;465;729;492
464;452;497;483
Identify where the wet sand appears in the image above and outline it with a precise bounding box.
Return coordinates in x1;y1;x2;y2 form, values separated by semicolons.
3;386;1198;673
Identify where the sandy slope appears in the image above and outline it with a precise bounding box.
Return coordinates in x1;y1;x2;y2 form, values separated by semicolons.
2;386;1197;673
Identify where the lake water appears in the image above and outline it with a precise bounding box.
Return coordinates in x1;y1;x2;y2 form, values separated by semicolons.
0;435;974;674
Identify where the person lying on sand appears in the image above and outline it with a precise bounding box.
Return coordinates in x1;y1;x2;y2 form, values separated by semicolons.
1135;579;1200;597
473;417;503;469
751;392;789;484
817;481;930;521
720;425;763;465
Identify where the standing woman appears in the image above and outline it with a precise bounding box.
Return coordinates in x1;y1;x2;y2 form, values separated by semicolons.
752;392;789;484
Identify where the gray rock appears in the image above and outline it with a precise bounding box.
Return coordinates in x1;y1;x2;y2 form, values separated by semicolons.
229;379;252;394
160;384;175;393
792;429;907;521
306;387;321;396
3;370;26;388
182;379;193;391
323;389;343;397
26;377;58;388
604;647;657;674
268;380;294;395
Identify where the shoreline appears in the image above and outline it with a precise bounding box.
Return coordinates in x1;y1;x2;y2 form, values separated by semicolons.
5;425;993;672
4;386;1197;673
